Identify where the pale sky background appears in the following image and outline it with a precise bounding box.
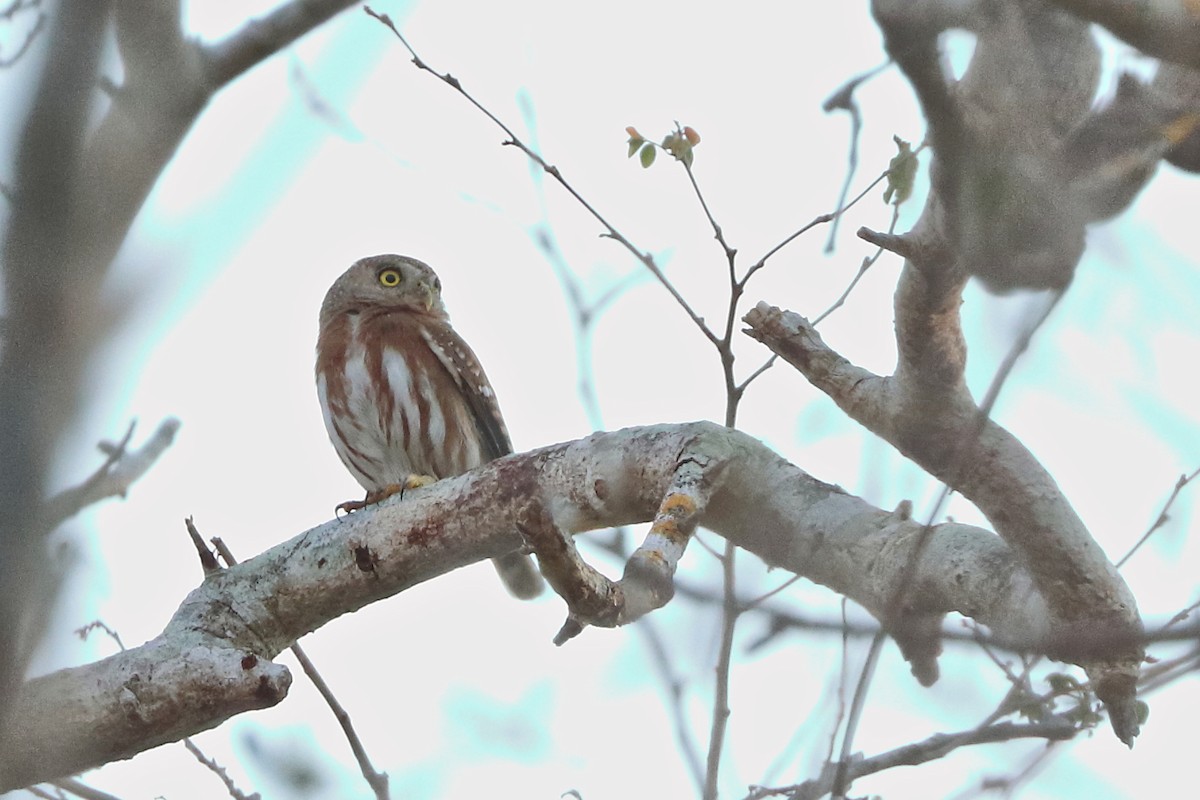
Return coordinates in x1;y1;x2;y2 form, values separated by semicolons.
4;2;1200;798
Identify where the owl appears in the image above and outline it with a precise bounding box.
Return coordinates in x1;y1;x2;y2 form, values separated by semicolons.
315;254;543;599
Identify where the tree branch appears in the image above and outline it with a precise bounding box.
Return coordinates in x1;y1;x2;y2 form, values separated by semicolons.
41;417;181;528
201;0;359;87
2;422;1072;789
75;0;359;282
0;0;112;731
748;716;1078;800
1048;0;1200;69
739;0;1158;747
743;303;1144;743
211;537;388;800
0;0;369;768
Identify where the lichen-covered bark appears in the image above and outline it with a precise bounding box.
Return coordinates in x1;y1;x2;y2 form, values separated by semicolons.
1;422;1068;788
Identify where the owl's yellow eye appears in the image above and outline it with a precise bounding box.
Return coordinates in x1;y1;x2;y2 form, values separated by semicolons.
377;268;402;288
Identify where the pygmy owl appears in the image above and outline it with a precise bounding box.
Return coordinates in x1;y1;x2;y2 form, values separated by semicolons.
315;254;543;599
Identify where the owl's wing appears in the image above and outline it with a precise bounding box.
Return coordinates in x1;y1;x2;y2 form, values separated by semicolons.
421;323;513;461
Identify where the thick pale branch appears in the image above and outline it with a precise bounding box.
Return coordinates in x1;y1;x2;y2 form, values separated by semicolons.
77;0;359;277
515;499;626;644
843;0;1161;747
0;0;112;731
743;303;1143;742
1048;0;1200;69
0;0;363;757
2;423;1062;788
1;639;290;790
1;0;359;680
883;216;968;401
743;304;1137;625
523;449;716;644
879;0;1200;292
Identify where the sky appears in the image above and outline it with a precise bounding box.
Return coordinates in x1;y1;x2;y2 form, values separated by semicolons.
4;1;1200;798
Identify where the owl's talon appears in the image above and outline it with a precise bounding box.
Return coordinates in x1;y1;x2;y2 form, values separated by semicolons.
339;475;439;517
335;499;368;517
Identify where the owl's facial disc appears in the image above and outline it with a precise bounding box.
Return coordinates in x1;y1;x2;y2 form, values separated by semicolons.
371;260;439;311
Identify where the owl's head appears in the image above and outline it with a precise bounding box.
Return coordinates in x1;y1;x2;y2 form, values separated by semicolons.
320;254;448;324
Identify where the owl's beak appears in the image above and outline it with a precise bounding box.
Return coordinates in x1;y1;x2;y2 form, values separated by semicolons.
417;280;436;311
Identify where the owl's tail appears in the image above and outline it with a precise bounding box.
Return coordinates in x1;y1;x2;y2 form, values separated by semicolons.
492;552;544;600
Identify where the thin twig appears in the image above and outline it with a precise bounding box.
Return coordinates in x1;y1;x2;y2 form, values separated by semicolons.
75;620;126;652
1;0;41;22
182;738;260;800
1117;465;1200;568
973;289;1066;422
947;740;1060;800
584;508;704;787
970;622;1029;687
683;156;736;267
745;154;903;286
47;778;123;800
690;531;723;561
42;417;180;528
0;1;45;68
821;61;891;253
679;144;751;427
830;632;885;799
1138;648;1200;694
364;6;718;346
1166;596;1200;628
743;213;834;286
822;600;852;778
635;619;706;793
288;644;391;799
681;142;819;426
703;542;740;800
811;203;901;326
745;575;802;609
734;354;778;395
979;659;1045;729
748;716;1076;800
529;198;637;431
681;154;740;389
